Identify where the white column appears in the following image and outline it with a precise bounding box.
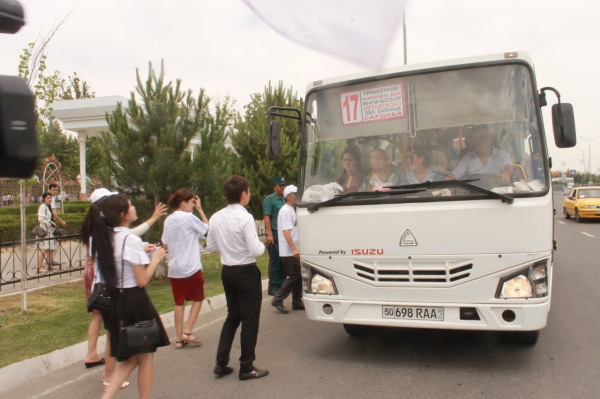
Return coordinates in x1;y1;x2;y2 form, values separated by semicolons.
78;131;88;200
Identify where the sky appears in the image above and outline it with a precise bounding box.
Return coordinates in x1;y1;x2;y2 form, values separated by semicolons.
1;0;599;173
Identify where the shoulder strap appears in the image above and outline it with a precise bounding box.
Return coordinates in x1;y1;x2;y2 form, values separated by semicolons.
120;235;130;291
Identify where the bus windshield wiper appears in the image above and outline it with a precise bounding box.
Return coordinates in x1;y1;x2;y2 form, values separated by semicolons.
387;179;514;204
307;188;426;213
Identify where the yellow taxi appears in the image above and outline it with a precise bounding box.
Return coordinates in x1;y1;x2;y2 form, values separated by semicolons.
563;186;600;222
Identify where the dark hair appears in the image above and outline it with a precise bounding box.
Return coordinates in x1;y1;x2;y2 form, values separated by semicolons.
48;183;58;190
409;144;433;167
224;175;250;204
167;188;194;209
340;145;364;178
92;194;130;290
41;192;52;201
81;202;100;246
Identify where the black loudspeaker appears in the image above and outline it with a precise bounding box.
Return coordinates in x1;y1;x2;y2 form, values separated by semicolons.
0;75;38;178
0;0;25;34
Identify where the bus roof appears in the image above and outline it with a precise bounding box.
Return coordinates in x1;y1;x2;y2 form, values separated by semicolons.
305;51;533;94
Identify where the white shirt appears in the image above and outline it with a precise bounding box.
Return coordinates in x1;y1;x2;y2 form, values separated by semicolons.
206;204;265;266
51;196;59;210
277;204;299;257
92;227;150;288
91;223;150;285
451;147;512;180
161;211;209;278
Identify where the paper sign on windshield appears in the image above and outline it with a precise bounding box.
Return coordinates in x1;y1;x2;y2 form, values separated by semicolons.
340;83;406;125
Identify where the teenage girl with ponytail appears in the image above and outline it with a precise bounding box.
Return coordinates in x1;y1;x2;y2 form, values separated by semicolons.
95;194;169;399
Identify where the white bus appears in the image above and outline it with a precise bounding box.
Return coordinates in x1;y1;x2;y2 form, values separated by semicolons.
267;52;576;344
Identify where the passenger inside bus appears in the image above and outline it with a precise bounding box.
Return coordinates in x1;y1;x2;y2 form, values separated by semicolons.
445;125;513;182
362;148;397;192
396;144;445;185
335;145;366;194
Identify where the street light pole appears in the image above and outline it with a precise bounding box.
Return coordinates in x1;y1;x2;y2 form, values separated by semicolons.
579;135;600;185
576;148;586;184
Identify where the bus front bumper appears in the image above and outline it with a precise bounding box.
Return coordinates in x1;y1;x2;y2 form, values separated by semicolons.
303;297;549;331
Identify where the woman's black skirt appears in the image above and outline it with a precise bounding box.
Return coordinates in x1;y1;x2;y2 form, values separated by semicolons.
108;286;170;362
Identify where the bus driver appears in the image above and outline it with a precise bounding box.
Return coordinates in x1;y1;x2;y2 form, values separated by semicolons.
445;125;513;182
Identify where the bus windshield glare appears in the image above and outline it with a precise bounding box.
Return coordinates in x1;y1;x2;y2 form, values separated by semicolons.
300;64;547;205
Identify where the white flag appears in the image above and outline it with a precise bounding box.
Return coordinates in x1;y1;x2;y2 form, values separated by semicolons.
242;0;409;69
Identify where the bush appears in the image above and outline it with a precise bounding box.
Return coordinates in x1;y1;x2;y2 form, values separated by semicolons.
0;213;86;242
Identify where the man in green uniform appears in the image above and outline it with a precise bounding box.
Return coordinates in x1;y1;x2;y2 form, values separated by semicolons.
263;176;287;296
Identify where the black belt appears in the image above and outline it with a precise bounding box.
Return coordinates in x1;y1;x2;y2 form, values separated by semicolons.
222;262;257;267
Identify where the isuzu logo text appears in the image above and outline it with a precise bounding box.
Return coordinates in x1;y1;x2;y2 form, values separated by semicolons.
351;249;384;255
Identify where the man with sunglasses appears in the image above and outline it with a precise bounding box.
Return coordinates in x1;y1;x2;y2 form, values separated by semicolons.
263;177;287;296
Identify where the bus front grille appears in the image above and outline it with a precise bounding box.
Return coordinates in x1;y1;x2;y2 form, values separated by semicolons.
353;262;473;285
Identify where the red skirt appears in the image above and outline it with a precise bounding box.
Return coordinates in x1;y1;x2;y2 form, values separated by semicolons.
169;270;205;306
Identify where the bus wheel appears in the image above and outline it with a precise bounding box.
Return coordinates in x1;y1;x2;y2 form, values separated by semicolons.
515;330;539;345
563;207;571;219
343;324;366;337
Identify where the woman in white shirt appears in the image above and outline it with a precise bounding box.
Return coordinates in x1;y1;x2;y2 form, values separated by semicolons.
93;194;169;399
162;189;209;349
36;192;57;273
82;188;167;391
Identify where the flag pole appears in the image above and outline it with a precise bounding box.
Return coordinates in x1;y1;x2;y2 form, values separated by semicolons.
403;13;407;65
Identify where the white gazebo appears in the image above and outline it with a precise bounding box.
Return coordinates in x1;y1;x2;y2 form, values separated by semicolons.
53;96;128;200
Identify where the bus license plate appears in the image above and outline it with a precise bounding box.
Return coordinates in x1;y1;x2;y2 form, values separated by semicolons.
382;306;444;320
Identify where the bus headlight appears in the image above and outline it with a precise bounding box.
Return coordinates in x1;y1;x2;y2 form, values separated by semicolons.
310;274;338;295
500;275;533;298
301;262;311;293
496;260;549;299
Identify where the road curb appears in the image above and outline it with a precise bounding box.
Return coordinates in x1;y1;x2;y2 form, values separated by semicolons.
0;279;269;393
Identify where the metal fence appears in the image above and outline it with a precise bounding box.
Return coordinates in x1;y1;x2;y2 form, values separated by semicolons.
0;234;87;291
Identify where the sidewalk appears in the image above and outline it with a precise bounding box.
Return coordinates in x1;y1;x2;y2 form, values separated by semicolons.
0;279;269;393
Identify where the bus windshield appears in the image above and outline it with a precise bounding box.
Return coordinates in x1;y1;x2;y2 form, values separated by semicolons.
300;64;547;205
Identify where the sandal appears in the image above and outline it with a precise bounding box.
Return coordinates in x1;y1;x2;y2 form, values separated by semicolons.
182;332;203;345
175;340;188;349
102;381;130;392
84;357;105;369
37;267;48;274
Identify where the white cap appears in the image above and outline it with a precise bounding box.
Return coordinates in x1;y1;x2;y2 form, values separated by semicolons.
283;185;297;198
90;188;117;203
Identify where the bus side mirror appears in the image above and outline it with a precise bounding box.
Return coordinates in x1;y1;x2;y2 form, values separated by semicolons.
552;103;576;148
267;119;280;160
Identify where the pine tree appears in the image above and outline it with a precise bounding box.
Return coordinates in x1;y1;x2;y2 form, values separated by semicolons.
100;62;205;204
189;97;236;216
231;81;304;217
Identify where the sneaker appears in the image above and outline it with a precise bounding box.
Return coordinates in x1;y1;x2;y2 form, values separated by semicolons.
271;299;289;314
267;289;277;296
214;365;234;376
239;367;269;381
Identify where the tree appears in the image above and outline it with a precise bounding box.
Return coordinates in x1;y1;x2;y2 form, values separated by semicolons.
17;16;70;132
189;97;237;216
101;62;205;204
37;120;80;178
231;81;303;217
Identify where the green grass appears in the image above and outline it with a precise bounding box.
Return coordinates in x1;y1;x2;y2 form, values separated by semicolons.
0;252;269;368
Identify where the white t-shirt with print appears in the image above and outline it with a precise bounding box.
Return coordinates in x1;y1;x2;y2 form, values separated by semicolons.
277;204;299;257
161;211;209;278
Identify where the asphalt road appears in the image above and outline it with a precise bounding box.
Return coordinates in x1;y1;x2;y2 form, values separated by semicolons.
3;195;600;399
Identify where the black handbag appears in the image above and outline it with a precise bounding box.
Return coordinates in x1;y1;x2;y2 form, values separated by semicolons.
87;282;110;312
32;225;47;237
117;235;160;354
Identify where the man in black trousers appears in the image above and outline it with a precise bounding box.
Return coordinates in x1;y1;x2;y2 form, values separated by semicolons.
207;175;268;380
